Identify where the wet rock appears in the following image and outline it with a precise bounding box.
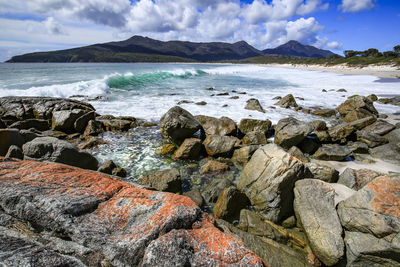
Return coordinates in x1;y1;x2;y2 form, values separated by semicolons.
328;123;355;143
337;168;383;191
41;129;68;139
112;167;127;178
338;176;400;237
238;118;272;136
337;95;378;117
311;109;336;118
155;144;176;155
173;138;202;160
337;88;347;92
229;96;239;99
378;96;400;106
231;145;260;166
203;135;238;158
294;179;344;266
344;109;375;123
356;130;388;148
370;143;400;165
274;117;313;149
160;106;202;144
245;98;265;113
297;137;320;155
76;137;108;150
202;179;232;204
74;111;96;133
213;186;250;223
288;146;309;163
385;128;400;144
177;100;193;105
183;190;203;207
363;120;395;135
5;145;23;159
367;94;378;102
238;144;308;223
275;94;298;108
242;130;268;145
348;116;377;130
0;129;25;156
194;115;237;136
52;109;86;133
200;160;229;174
306;162;339;183
83;120;104;136
346;141;369;154
139;168;182;193
0;119;5;128
195;101;207;105
100;118;132;132
312;144;352;161
216;92;229;96
315;130;331;143
22;136;98;170
9;119;50;131
97;160;127;178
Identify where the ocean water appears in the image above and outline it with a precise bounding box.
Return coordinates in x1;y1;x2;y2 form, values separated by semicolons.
1;63;399;124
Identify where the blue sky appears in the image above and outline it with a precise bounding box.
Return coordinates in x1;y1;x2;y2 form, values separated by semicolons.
0;0;399;61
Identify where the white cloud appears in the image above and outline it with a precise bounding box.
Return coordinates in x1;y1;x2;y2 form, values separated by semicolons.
340;0;376;13
43;17;66;35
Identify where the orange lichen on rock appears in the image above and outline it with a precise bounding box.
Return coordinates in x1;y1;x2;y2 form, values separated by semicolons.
367;176;400;218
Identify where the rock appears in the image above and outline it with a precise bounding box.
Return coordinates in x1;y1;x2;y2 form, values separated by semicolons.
160;106;202;144
183;190;203;207
337;95;378;117
195;101;207;105
177;100;193;105
348;116;377;130
328;123;355;143
76;137;108;150
297;137;320;155
363;120;395;135
356;130;388;148
9;119;50;131
22;136;98;170
337;88;347;92
288;146;309;163
0;119;5;128
100;118;132;132
370;143;400;165
245;98;265;113
203;135;238;157
83;120;104;136
338;176;400;237
294;179;344;266
274;117;313;149
98;160;118;175
139;168;182;193
41;129;68;139
194;115;237;136
275;94;298;108
112;167;127;178
282;216;296;228
202;179;232;204
346;141;369;154
216;92;229;96
0;158;263;266
200;160;229;174
74;111;96;133
52;109;86;133
378;96;400;106
306;162;339;183
315;130;331;143
242;130;268;145
312;144;352;161
229;96;239;99
337;168;383;190
238;144;308;223
311;109;336;117
213;186;250;223
329;183;356;206
5;145;23;160
366;94;378;102
231;145;260;166
344;109;374;123
0;129;25;156
238;118;272;135
385;128;400;144
173;138;202;160
155;144;176;155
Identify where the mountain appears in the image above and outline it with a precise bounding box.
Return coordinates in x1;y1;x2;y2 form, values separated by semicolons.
6;37;335;63
263;40;335;58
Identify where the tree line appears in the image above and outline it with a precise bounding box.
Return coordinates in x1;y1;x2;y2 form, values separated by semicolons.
344;46;400;58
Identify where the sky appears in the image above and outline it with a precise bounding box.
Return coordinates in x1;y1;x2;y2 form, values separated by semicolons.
0;0;399;62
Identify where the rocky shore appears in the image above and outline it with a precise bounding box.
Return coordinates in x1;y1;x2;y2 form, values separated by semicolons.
1;94;400;266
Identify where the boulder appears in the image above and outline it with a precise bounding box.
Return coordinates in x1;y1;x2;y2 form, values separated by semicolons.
202;179;232;203
238;118;272;135
297;137;320;155
213;186;250;223
83;120;104;136
156;144;176;155
5;145;23;160
194;115;237;136
385;128;400;144
363;120;395;136
338;176;400;238
52;109;86;133
275;94;298;108
173;138;202;160
160;106;202;144
370;143;400;165
22;136;98;170
0;129;25;156
200;160;229;174
238;144;308;223
314;130;331;143
348;116;377;130
337;95;378;117
9;119;50;131
337;168;383;191
231;145;260;166
346;141;369;154
356;130;388;148
139;168;182;193
311;109;336;118
294;179;344;266
288;146;309;163
306;162;339;183
274;118;313;149
311;120;327;131
312;144;352;161
242;131;268;145
344;109;374;123
100;118;132;132
367;94;378;102
244;98;265;113
76;137;108;150
74;111;96;133
182;190;203;207
328;123;355;143
0;158;263;266
97;160;127;178
203;135;238;157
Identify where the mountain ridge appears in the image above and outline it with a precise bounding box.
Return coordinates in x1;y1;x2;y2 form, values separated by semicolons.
6;36;336;63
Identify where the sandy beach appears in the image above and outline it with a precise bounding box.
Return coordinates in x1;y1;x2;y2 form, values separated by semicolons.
267;63;400;79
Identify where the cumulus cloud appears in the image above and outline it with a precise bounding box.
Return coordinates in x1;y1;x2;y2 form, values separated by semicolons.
340;0;376;13
43;17;66;35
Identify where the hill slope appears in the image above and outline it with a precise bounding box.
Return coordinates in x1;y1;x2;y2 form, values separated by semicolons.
263;40;335;58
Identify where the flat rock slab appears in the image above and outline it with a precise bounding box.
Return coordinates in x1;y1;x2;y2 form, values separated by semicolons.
0;158;263;266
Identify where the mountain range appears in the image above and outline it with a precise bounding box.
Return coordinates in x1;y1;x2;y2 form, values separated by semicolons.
6;36;336;63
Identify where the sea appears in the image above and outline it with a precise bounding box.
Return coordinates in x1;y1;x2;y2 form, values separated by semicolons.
1;63;399;178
